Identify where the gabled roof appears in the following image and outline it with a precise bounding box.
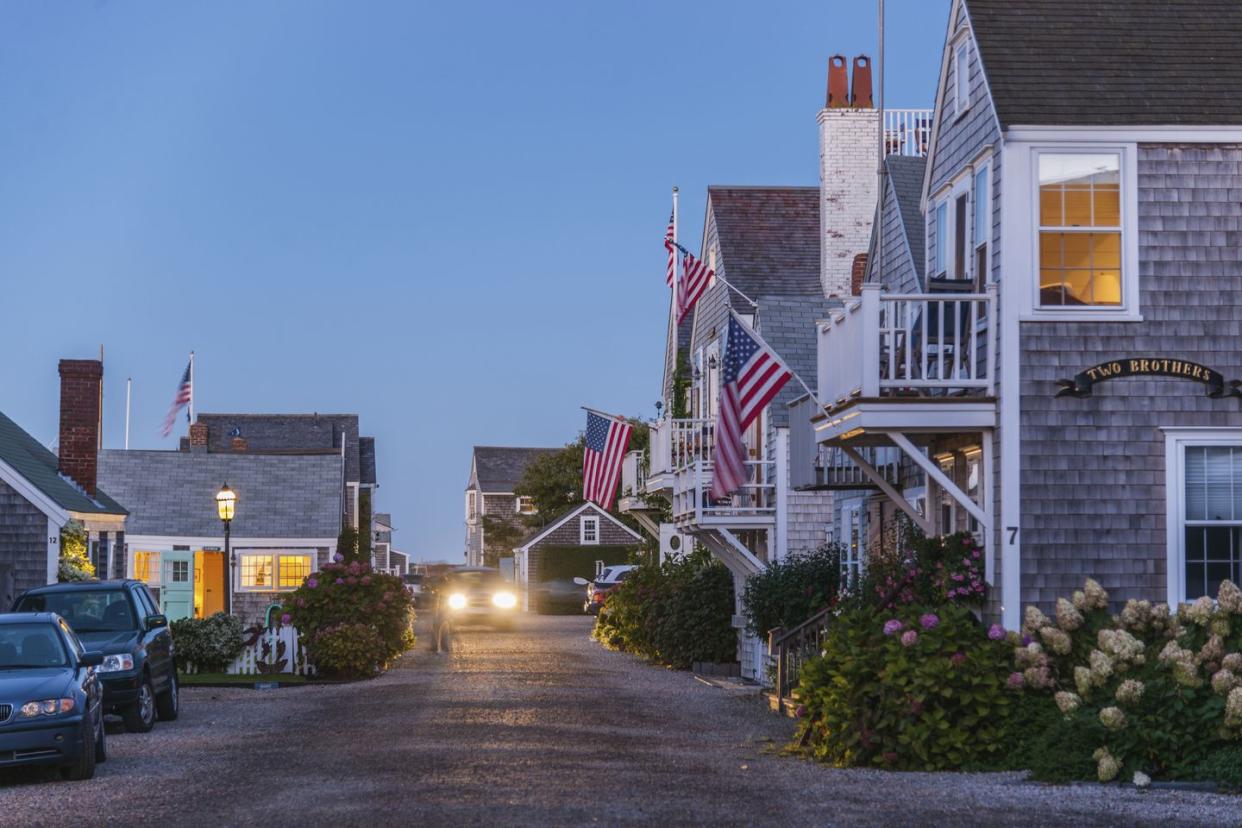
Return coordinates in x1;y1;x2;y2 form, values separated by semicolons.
756;297;839;428
0;411;126;517
885;155;927;279
98;449;342;538
468;446;559;493
514;502;641;551
706;186;821;303
966;0;1242;127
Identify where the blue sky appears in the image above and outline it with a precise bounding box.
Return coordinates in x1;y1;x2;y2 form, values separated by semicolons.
0;0;949;561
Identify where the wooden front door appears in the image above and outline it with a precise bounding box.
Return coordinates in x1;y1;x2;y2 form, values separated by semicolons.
194;551;226;618
161;551;194;621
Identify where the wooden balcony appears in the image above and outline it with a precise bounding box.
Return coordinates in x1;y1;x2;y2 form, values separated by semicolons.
883;109;933;158
813;284;997;444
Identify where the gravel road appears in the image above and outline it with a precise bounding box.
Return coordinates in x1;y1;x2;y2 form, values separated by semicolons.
1;615;1239;826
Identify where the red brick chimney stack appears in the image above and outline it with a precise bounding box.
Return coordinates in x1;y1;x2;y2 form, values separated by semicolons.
58;359;103;496
189;422;209;452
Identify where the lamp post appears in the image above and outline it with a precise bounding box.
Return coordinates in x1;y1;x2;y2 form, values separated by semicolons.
216;484;237;615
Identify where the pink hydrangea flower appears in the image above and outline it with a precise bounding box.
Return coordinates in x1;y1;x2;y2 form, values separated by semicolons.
307;578;318;589
901;630;918;647
333;552;344;563
335;578;345;585
346;576;358;585
951;651;967;666
280;613;291;625
988;624;1006;641
883;619;903;636
920;613;939;630
1007;672;1025;689
361;575;372;585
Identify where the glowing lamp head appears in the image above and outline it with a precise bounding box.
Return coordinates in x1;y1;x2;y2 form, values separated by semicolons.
216;484;237;522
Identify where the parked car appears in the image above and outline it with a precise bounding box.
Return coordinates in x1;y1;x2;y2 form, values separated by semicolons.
576;565;638;615
13;580;178;733
402;573;425;607
0;612;106;780
530;579;584;615
432;567;519;630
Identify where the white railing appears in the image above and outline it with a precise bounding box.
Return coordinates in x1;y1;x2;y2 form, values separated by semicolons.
646;417;670;481
884;109;933;158
671;417;714;471
619;450;645;500
181;625;312;676
818;284;997;405
817;445;900;488
666;418;776;527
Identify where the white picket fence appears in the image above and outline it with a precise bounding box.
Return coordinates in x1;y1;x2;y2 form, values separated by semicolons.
182;626;314;676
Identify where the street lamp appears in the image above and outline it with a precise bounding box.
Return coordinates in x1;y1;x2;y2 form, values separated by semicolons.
216;484;237;614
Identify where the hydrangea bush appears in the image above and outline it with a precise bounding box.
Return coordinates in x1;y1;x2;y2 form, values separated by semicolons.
1013;578;1242;782
285;556;414;676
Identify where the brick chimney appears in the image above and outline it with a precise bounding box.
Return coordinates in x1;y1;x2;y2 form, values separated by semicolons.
819;54;880;298
851;253;869;296
231;436;248;452
58;359;103;496
189;422;209;453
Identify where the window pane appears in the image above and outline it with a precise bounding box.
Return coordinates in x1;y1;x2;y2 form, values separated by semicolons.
1185;560;1207;600
1094;184;1121;226
1186;447;1207;520
935;202;948;274
1039;268;1064;305
278;555;312;589
241;555;274;589
974;167;989;245
1063;270;1093;305
1039;154;1121;230
1039;233;1062;269
1206;448;1233;520
1093;233;1121;269
954;195;968;278
1062;233;1091;269
1064;186;1092;226
1094;271;1122;304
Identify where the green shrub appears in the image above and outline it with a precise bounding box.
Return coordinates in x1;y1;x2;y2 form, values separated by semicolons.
593;549;735;669
285;558;414;674
308;623;387;679
797;603;1014;771
1190;744;1242;790
742;544;844;636
171;612;245;673
57;521;95;582
1011;577;1242;783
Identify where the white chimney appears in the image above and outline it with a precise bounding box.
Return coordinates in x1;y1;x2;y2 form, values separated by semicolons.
819;55;880;298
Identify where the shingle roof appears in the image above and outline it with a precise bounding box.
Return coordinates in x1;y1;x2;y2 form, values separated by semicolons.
966;0;1242;126
97;450;342;538
0;411;126;516
707;187;821;303
195;414;372;484
469;446;559;492
756;297;840;427
886;155;927;278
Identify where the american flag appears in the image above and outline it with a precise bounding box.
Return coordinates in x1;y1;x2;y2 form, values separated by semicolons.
710;313;792;500
664;212;675;287
582;411;633;510
160;361;193;438
675;249;713;325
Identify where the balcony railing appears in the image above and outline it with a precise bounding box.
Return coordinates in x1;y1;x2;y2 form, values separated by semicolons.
817;445;900;488
884;109;933;158
818;284;996;407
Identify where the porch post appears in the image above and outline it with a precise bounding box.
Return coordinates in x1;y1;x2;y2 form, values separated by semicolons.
774;429;789;561
860;284;881;398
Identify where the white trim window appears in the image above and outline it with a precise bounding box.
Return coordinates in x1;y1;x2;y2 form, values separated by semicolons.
931;174;974;283
466;491;478;522
953;39;970;117
580;516;600;545
516;496;537;515
1037;151;1123;308
237;550;315;592
841;503;864;588
973;161;991;292
1166;430;1242;602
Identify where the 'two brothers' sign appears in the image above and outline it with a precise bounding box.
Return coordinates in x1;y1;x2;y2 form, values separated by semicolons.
1056;358;1242;398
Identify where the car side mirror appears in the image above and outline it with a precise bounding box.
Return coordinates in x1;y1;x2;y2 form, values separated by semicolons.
80;651;104;668
145;614;168;630
572;577;589;586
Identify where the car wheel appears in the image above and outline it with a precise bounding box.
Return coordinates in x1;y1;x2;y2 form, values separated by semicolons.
156;672;180;722
122;677;157;733
61;717;97;781
94;709;107;763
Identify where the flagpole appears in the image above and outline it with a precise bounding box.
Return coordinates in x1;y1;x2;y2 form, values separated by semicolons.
188;350;195;425
579;405;627;423
668;240;759;308
728;309;824;409
671;185;679;325
124;378;131;450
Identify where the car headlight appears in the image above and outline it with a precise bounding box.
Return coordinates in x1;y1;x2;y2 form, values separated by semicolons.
98;654;135;673
447;593;468;610
19;698;75;718
492;590;517;609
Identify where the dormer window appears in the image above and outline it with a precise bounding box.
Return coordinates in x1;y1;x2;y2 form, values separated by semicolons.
1037;152;1122;307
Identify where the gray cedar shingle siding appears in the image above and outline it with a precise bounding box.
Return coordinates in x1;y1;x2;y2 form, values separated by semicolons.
97;450;343;539
927;10;1000;201
756;298;838;428
966;0;1242;127
196;414;365;484
867;156;927;294
1019;145;1242;609
523;506;639;585
0;478;50;596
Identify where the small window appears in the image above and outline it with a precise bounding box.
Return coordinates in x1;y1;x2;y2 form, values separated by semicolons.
954;193;969;279
240;555;274;589
133;551;161;585
934;201;948;277
973;164;990;292
466;491;478;521
239;551;315;592
171;560;190;583
841;505;864;587
278;555;313;588
1037;152;1122;307
516;496;537;515
954;42;970;115
581;516;600;545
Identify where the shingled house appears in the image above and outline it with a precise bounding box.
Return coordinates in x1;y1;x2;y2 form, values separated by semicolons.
98;434;342;624
464;446;557;567
513;502;641;611
794;0;1242;630
0;360;128;606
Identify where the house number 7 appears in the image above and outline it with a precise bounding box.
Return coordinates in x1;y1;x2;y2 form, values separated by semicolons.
1007;526;1019;545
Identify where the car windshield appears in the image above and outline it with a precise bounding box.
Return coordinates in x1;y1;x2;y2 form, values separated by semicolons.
447;571;503;589
0;623;69;668
15;590;137;633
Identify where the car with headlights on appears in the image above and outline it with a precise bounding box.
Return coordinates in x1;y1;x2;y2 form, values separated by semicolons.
13;580;177;733
435;567;520;629
0;612;106;780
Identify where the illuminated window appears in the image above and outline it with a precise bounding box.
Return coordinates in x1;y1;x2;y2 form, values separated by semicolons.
1038;153;1122;307
239;555;274;590
278;555;313;588
516;496;537;515
133;551;161;585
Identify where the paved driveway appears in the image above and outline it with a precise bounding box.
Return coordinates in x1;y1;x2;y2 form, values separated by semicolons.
1;615;1239;826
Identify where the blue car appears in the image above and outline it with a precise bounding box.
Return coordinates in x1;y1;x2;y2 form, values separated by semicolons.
0;613;106;781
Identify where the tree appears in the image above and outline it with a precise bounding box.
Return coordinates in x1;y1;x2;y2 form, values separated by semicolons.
58;520;95;582
357;488;373;563
480;515;527;568
336;524;360;563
